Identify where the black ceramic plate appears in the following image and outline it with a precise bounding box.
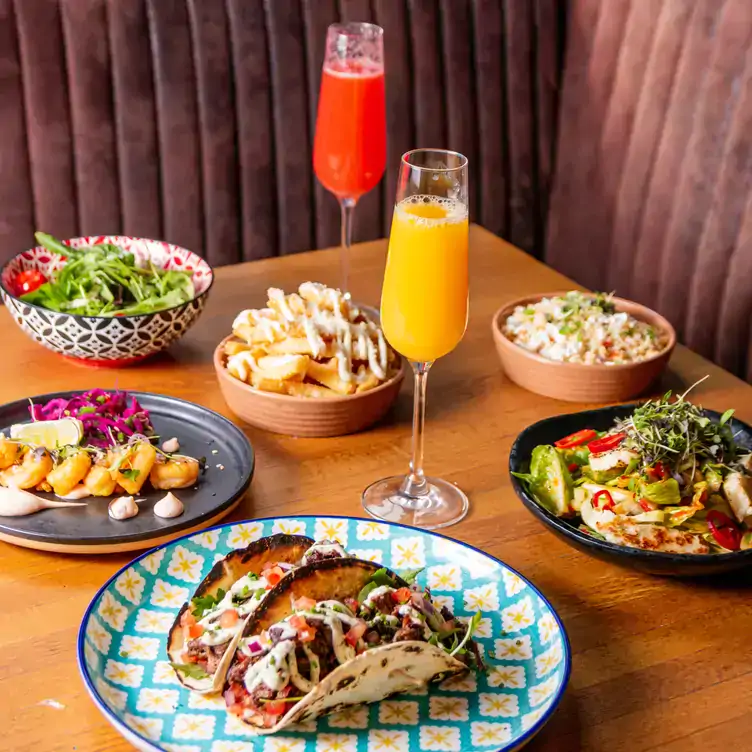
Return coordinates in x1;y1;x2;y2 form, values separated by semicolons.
0;391;253;552
510;404;752;576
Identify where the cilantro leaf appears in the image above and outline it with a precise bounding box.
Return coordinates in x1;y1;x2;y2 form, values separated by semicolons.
191;588;226;619
170;662;210;681
357;580;379;604
370;568;398;587
119;468;140;481
399;567;424;585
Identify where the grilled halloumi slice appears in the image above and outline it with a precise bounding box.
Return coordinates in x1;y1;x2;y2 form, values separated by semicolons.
580;500;709;554
588;448;640;473
723;472;752;525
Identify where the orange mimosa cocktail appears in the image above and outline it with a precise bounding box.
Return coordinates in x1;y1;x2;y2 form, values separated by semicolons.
381;197;469;363
363;149;470;531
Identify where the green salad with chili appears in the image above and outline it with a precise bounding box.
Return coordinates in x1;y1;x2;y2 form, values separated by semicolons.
515;380;752;554
16;232;195;316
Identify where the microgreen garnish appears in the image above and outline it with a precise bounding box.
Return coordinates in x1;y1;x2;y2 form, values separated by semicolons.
615;376;738;470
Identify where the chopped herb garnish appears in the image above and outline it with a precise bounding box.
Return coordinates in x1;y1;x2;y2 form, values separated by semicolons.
399;567;424;585
191;588;227;619
119;468;140;481
170;662;210;680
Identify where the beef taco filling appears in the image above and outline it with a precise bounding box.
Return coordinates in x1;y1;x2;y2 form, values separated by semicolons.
223;574;483;728
177;540;349;680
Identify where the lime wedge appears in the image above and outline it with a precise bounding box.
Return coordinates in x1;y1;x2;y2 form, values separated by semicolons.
10;418;84;448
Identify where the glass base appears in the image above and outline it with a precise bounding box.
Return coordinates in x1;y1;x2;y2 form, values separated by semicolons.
362;475;469;530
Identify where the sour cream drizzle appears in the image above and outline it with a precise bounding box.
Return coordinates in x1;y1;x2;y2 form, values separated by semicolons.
233;283;389;384
197;573;271;647
241;600;359;694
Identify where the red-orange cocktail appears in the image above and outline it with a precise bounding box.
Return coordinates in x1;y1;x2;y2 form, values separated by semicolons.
313;23;385;294
314;62;386;199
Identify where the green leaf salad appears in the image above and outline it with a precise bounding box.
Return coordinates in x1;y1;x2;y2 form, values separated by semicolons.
18;232;195;316
516;380;752;554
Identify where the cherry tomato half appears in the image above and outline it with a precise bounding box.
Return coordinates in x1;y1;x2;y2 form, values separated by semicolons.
14;269;47;296
706;510;741;551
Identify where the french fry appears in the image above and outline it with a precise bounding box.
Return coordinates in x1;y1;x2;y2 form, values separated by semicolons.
266;337;315;356
355;373;380;392
306;358;356;395
226;284;396;398
224;339;252;357
256;354;309;381
250;373;288;394
285;381;339;399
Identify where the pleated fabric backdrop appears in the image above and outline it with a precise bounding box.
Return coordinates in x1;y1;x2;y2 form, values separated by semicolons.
546;0;752;381
0;0;564;267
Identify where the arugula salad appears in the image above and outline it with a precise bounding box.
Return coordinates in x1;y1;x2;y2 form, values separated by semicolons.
13;232;195;316
515;382;752;554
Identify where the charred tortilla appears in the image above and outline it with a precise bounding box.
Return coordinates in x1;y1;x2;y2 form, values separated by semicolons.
223;558;473;732
168;534;314;692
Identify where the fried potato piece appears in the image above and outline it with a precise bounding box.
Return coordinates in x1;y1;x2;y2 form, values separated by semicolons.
256;354;309;381
265;337;315;356
251;373;289;394
285;382;339;399
355;372;381;393
306;358;356;395
224;339;253;357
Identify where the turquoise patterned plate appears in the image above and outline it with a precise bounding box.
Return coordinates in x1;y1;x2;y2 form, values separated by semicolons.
78;516;570;752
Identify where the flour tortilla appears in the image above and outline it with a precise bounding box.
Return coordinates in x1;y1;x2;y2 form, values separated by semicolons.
257;641;467;733
167;533;314;692
225;558;469;732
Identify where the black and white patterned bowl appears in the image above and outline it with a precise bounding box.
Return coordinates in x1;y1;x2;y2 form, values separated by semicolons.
0;236;213;366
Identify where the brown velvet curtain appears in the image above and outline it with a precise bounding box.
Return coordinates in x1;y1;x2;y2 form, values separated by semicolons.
0;0;564;267
546;0;752;381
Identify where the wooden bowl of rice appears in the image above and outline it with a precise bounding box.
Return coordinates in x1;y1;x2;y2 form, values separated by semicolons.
491;292;676;403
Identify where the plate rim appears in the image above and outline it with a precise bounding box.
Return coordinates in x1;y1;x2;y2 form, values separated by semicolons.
509;404;752;563
76;513;572;752
0;389;254;546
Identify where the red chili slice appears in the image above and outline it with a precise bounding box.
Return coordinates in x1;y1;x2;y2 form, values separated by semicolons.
554;429;597;450
588;432;626;454
706;510;741;551
593;489;615;512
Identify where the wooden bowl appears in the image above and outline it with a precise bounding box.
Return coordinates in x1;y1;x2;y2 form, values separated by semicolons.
491;292;676;403
213;336;405;437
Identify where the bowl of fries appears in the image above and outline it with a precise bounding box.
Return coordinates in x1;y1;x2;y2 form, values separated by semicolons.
214;282;405;437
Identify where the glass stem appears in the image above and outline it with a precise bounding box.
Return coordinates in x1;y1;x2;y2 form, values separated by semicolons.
339;197;357;294
403;361;432;497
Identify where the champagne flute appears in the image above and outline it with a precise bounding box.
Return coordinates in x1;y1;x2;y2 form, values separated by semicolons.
362;149;469;529
313;22;386;294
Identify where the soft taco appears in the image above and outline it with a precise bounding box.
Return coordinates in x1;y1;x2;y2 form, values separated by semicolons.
168;535;350;692
222;558;484;732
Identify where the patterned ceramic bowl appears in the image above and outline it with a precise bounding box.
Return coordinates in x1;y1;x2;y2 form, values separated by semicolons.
78;515;571;752
0;236;213;366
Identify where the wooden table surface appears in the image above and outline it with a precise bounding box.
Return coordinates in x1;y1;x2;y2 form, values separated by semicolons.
1;225;751;752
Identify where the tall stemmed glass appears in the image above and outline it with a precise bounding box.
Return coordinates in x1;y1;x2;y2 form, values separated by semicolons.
362;149;469;529
313;22;386;294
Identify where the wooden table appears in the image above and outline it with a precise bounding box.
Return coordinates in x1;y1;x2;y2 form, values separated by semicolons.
2;225;751;752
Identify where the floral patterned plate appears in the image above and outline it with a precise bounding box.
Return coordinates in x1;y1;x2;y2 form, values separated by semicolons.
78;516;570;752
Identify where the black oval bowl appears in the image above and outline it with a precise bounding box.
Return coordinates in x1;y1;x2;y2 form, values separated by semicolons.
509;404;752;576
